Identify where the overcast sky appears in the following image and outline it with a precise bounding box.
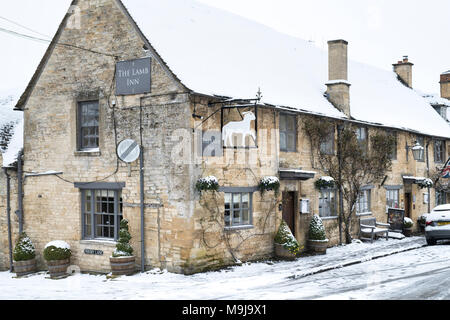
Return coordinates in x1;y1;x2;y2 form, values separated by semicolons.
0;0;449;96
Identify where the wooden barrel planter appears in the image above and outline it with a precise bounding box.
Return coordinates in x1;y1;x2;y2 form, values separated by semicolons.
274;243;297;260
110;256;136;276
47;259;70;279
403;228;413;237
307;239;328;255
13;259;36;277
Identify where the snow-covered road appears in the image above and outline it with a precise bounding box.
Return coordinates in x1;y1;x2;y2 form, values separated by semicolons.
1;238;449;300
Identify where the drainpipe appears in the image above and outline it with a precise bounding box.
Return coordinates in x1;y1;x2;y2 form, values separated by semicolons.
337;124;344;245
4;168;13;272
17;150;23;234
139;146;145;272
426;140;431;213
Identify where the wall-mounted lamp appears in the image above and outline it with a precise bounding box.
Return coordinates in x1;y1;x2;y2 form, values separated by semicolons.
406;141;424;161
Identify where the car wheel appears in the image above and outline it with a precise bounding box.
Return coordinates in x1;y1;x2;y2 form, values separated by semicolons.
426;238;436;245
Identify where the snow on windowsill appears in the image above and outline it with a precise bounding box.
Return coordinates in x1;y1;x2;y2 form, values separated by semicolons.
80;239;117;247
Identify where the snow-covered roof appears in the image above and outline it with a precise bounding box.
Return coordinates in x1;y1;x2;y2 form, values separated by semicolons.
420;92;450;107
0;89;23;167
120;0;450;139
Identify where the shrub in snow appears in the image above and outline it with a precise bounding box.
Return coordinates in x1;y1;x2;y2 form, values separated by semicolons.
112;219;134;258
418;214;428;226
13;232;35;262
195;176;219;193
258;176;280;195
274;220;300;255
308;215;327;241
417;178;433;189
314;176;335;190
43;241;71;261
404;217;414;228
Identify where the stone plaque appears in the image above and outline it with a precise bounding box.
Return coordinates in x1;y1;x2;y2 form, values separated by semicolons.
116;57;151;95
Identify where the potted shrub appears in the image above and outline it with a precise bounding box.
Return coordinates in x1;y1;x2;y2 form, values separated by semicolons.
110;219;136;276
12;232;36;277
417;214;428;232
274;220;300;260
307;215;329;254
43;240;71;279
403;217;414;237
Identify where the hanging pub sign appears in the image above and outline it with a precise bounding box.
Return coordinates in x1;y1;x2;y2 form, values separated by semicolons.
116;57;151;95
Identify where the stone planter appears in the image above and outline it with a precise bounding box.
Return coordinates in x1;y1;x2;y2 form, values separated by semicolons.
403;228;413;237
274;243;297;260
13;258;36;277
46;258;70;279
110;256;136;276
308;239;328;255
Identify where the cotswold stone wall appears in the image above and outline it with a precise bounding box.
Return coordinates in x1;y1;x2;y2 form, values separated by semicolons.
0;163;18;271
19;0;194;274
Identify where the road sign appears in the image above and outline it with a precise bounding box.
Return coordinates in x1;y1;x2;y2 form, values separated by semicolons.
117;139;140;163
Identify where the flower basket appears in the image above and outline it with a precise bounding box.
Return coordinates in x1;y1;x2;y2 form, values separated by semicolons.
274;220;300;260
12;232;36;277
110;219;136;276
43;241;71;279
315;176;335;190
417;178;433;189
308;215;329;254
258;176;280;195
196;176;219;193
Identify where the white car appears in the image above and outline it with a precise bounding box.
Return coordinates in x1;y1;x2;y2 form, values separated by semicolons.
425;204;450;245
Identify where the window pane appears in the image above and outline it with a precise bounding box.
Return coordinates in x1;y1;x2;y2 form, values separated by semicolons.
279;114;286;131
280;132;287;150
287;133;295;151
79;101;99;149
242;209;249;224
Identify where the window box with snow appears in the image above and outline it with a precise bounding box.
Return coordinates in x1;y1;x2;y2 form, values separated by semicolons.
258;176;280;195
196;176;220;193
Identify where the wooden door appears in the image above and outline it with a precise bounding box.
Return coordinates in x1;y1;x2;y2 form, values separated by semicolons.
282;192;296;236
405;193;411;218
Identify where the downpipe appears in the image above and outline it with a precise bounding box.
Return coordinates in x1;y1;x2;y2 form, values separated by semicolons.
17;150;24;234
3;168;13;272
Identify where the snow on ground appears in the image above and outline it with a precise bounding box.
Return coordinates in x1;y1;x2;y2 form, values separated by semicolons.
0;236;434;300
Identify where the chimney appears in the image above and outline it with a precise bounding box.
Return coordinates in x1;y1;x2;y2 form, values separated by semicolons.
440;71;450;100
393;56;413;88
326;39;351;117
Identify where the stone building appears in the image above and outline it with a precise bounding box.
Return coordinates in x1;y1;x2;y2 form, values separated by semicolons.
1;0;450;274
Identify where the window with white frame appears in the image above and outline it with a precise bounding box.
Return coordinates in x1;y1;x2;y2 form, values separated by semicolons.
319;188;337;218
386;189;400;209
224;192;252;227
356;189;371;214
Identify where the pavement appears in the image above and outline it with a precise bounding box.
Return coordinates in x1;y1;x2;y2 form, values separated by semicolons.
288;234;428;279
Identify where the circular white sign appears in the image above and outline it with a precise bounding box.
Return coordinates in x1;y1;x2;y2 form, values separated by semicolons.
117;139;140;163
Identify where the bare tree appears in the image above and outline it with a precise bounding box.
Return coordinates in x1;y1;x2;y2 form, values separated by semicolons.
303;118;395;244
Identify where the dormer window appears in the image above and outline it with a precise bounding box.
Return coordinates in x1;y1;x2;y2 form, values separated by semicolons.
433;106;447;121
